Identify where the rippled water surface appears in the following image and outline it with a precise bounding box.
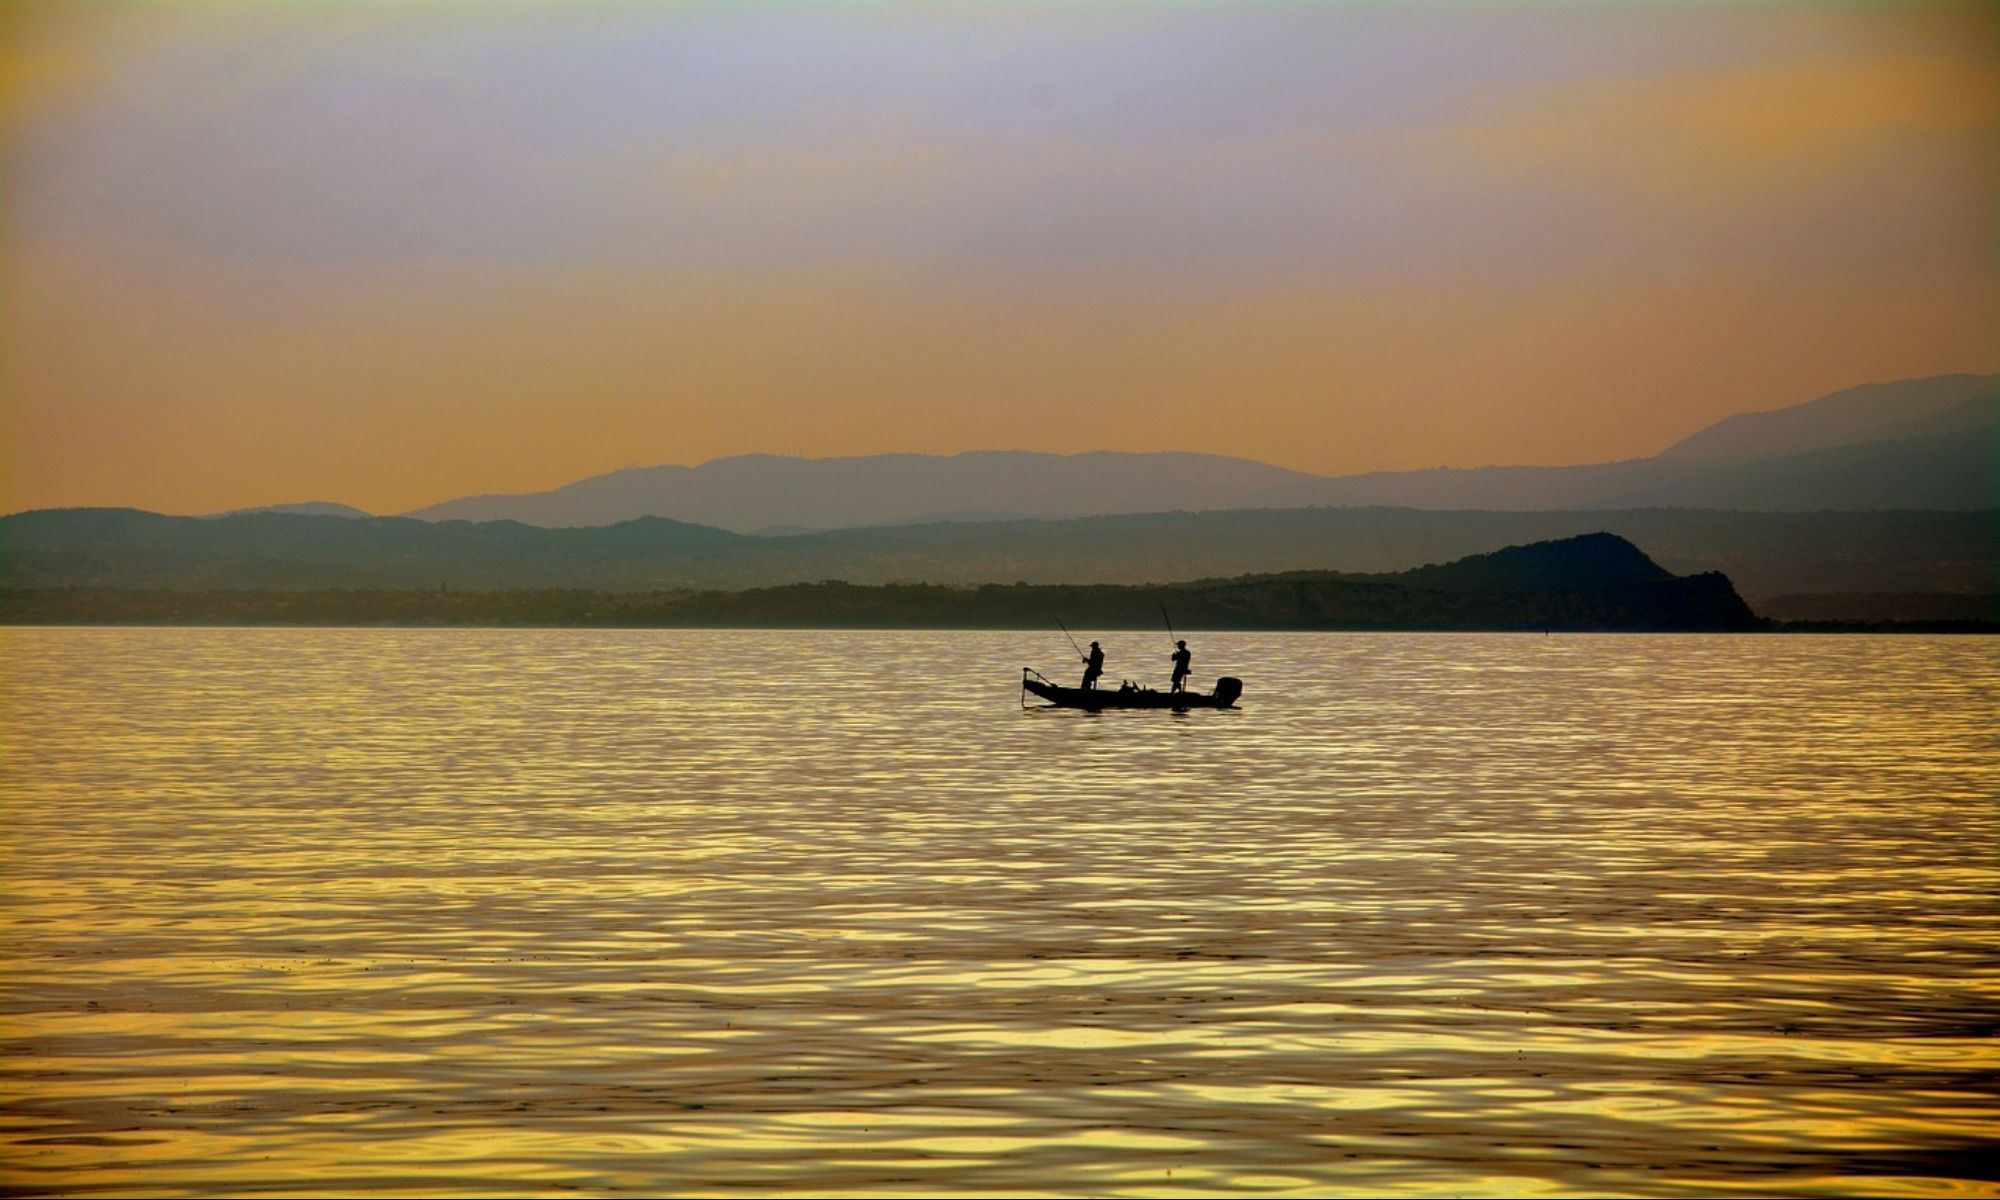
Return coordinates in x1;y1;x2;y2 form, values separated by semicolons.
2;628;1995;1198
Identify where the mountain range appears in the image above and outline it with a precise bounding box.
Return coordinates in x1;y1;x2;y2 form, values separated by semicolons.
380;374;1996;530
3;505;1990;613
0;533;1763;633
6;373;1993;622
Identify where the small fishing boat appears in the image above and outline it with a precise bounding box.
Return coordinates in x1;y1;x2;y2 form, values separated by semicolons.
1022;668;1243;711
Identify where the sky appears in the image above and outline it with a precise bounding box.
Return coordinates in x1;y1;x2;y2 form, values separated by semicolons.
2;1;1994;516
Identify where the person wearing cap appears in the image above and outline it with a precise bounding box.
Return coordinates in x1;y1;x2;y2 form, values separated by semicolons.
1081;640;1106;690
1169;640;1192;693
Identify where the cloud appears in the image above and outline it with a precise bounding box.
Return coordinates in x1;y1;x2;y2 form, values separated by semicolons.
1381;39;1996;277
1415;45;1995;190
8;1;1987;279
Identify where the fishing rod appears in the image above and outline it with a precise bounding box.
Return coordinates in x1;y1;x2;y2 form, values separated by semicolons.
1160;602;1177;647
1055;617;1087;663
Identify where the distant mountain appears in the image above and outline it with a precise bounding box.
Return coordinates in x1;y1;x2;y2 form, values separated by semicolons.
0;533;1762;633
392;375;1998;529
0;507;743;591
1755;592;2000;623
1607;426;1998;510
401;451;1344;531
1657;374;1999;463
206;501;372;519
3;505;1990;610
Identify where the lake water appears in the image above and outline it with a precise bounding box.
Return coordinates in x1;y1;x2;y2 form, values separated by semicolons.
1;628;1995;1198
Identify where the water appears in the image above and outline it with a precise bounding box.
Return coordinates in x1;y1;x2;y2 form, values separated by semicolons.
1;628;1994;1199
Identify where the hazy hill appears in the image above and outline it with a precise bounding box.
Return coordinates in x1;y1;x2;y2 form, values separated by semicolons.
1608;426;1998;510
0;533;1761;633
402;451;1345;531
382;375;1996;529
0;508;742;591
1657;374;1999;463
3;505;1990;611
207;501;373;519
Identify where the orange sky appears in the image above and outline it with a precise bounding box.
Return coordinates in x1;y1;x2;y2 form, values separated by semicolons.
3;1;1995;515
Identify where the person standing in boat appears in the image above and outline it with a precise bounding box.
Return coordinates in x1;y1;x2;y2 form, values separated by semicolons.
1081;640;1105;690
1169;640;1192;693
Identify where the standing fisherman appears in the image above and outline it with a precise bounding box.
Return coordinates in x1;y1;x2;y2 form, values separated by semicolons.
1169;639;1192;693
1081;640;1105;690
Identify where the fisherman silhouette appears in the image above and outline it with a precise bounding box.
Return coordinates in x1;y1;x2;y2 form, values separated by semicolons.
1081;640;1105;690
1169;639;1192;693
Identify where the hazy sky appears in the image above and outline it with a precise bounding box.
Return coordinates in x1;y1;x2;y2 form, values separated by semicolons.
3;1;1994;515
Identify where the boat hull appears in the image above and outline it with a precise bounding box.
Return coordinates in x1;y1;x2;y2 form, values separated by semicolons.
1023;672;1242;710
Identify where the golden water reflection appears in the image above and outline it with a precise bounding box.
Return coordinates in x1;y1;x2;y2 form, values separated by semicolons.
2;629;1996;1197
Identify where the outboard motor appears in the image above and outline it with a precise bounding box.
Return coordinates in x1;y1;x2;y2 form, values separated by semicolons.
1212;677;1243;708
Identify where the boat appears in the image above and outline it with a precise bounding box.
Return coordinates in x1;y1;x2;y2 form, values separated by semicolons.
1022;668;1243;710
